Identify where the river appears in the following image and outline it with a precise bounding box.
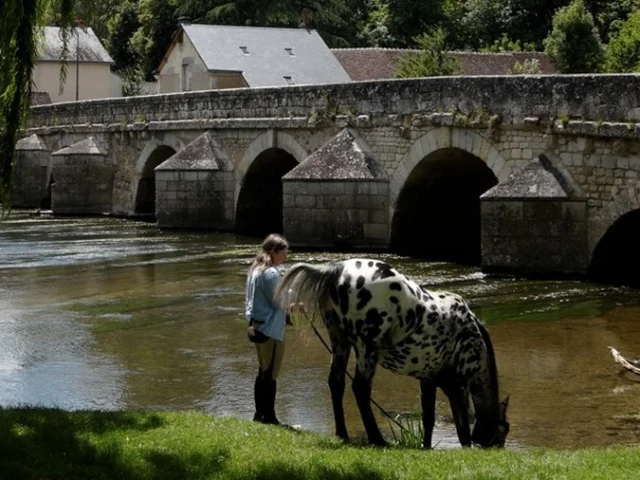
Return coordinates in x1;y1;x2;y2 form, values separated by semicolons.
1;212;639;450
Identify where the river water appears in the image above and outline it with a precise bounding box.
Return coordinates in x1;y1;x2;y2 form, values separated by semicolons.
1;212;639;450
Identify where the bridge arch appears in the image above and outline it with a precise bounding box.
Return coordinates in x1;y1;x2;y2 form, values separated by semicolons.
589;184;640;286
389;128;507;264
132;134;185;215
235;130;308;236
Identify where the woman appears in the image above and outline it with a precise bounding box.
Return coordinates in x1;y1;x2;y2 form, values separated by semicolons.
245;233;289;425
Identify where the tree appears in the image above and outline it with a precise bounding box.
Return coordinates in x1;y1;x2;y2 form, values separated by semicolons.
132;0;179;81
501;0;569;49
543;0;604;73
106;0;141;73
605;9;640;72
357;0;398;47
459;0;506;50
588;0;640;42
384;0;445;47
0;0;81;210
395;28;461;78
481;34;536;53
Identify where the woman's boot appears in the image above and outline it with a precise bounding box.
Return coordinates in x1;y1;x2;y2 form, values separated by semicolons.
253;375;264;422
262;378;280;425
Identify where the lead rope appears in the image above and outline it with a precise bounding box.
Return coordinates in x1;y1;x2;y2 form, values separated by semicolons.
299;311;411;435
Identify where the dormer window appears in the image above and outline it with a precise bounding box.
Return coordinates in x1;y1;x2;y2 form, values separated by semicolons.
240;46;249;55
285;47;295;56
284;76;294;85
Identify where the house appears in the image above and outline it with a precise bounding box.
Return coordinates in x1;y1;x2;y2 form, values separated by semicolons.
331;48;557;81
34;26;119;103
156;23;351;93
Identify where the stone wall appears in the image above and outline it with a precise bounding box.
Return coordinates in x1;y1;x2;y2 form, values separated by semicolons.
155;170;235;229
283;180;389;248
12;135;51;208
481;199;588;274
50;138;113;214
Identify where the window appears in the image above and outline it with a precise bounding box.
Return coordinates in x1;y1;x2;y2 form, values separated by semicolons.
240;46;249;55
285;47;295;56
181;64;191;91
284;76;294;85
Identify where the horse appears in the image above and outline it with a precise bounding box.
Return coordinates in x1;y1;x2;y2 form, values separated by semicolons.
274;258;510;448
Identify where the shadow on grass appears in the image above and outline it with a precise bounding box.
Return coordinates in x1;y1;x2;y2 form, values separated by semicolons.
0;408;230;480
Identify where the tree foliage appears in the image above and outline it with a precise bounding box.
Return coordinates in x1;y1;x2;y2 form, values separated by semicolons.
543;0;604;73
0;0;81;210
590;0;640;41
604;9;640;72
508;58;543;74
395;28;461;78
106;0;141;72
131;0;179;80
384;0;445;47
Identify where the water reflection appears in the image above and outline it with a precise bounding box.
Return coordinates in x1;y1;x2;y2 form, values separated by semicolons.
0;213;639;450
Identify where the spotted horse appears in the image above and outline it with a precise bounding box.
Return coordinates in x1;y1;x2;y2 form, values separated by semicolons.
275;258;510;448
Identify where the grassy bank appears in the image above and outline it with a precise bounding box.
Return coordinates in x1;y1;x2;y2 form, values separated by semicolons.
2;408;640;479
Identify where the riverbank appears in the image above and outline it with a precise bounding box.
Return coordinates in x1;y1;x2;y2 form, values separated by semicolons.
2;408;639;479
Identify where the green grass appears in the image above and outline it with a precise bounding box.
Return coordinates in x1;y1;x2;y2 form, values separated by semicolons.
2;408;640;480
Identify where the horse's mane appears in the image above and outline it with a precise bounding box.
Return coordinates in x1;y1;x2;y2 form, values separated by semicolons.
274;261;345;321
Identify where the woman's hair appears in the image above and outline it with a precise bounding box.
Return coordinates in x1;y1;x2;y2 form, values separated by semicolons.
249;234;289;273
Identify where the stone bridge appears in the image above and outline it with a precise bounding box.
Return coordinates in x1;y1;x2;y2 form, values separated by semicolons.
15;75;640;284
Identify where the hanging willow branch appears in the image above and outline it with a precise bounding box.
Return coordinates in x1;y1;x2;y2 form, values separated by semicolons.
0;0;79;216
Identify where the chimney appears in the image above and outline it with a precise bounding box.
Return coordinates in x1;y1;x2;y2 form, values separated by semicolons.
298;8;311;29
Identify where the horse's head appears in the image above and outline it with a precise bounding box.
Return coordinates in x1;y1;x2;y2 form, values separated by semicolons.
471;395;510;448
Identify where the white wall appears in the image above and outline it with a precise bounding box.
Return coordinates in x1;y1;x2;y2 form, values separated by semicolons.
158;33;209;93
33;61;119;103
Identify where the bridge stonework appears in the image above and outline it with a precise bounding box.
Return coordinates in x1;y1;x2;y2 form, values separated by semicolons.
19;75;640;277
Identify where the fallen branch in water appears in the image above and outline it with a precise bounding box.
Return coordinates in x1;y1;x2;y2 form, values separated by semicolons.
608;346;640;376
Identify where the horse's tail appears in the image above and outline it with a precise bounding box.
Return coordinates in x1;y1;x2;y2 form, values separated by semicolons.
476;319;500;404
274;261;344;322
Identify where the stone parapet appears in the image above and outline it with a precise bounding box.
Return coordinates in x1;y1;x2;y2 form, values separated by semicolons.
28;75;640;132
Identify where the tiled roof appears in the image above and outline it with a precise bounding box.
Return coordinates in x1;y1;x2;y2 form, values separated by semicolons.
449;51;557;75
284;128;387;181
331;48;557;81
170;24;351;87
156;132;231;171
40;26;113;64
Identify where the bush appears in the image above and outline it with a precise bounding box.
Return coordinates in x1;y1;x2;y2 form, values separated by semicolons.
543;0;605;73
605;9;640;72
509;58;542;74
395;28;461;78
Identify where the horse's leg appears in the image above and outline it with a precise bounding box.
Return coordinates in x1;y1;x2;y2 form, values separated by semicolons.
328;329;351;442
352;350;387;446
441;379;472;447
420;380;437;449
